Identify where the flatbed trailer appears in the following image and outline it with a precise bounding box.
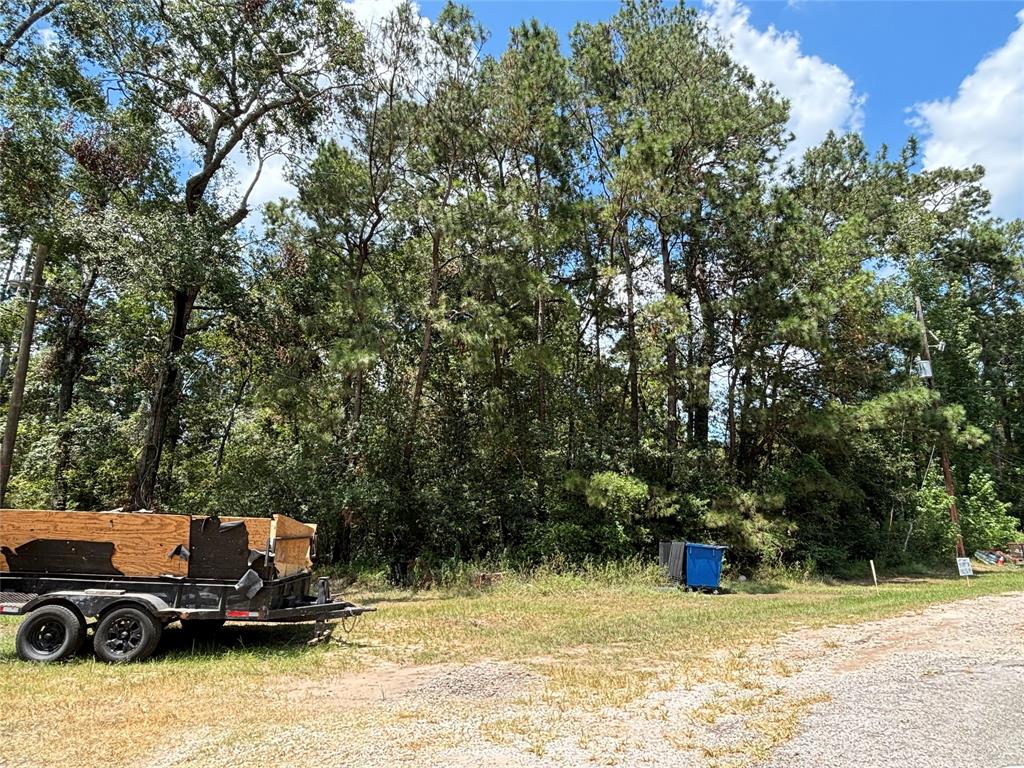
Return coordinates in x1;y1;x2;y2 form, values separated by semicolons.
0;509;374;663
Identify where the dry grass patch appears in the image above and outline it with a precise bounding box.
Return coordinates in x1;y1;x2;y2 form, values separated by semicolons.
1;568;1020;767
480;712;561;756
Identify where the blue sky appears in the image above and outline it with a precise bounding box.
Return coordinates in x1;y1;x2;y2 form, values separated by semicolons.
207;0;1021;222
405;0;1024;219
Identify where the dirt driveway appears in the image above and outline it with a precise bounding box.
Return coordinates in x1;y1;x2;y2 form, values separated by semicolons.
131;591;1024;768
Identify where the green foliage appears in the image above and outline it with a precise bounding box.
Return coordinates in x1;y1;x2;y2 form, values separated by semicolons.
903;471;1019;563
960;472;1020;552
907;482;957;564
0;1;1021;577
526;521;631;563
581;472;649;521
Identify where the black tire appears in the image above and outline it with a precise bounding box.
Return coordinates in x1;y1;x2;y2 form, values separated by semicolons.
16;605;86;663
93;606;162;663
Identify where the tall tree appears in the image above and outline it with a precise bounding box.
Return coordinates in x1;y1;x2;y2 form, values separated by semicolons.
73;0;364;507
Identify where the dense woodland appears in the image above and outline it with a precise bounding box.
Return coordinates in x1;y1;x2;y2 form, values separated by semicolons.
0;0;1021;576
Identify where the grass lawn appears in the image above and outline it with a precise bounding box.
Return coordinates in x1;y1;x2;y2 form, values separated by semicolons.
1;565;1021;767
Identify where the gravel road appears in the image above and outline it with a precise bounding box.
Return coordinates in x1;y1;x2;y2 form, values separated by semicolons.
762;591;1024;768
137;590;1024;768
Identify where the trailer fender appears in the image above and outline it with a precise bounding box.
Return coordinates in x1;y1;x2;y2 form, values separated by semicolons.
16;596;87;627
21;590;174;620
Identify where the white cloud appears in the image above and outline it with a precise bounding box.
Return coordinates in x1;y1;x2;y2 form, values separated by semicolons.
344;0;406;29
218;144;299;236
910;10;1024;220
239;154;296;210
702;0;865;160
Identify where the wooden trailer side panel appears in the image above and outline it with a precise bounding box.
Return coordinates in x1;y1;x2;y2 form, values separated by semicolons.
0;510;190;577
271;514;315;577
220;516;273;552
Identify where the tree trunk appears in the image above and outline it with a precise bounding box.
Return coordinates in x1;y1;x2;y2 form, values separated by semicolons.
55;274;97;412
404;230;441;466
683;233;697;446
160;410;182;496
736;365;756;482
349;242;369;435
593;233;605;436
0;249;36;398
215;367;251;476
726;305;741;463
331;509;354;565
531;159;549;519
660;228;678;453
1;239;20;300
726;363;737;461
693;329;712;445
492;339;503;388
690;216;711;446
536;291;546;425
0;242;48;508
533;157;547;431
127;287;197;509
568;330;581;469
621;229;639;448
685;323;694;444
52;266;99;509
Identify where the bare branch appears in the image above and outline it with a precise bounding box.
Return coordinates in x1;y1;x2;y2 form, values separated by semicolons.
217;151;269;233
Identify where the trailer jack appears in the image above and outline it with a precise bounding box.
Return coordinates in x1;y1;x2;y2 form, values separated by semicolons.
308;618;334;646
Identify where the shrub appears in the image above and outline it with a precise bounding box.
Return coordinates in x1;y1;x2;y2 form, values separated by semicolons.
960;471;1020;552
907;482;956;563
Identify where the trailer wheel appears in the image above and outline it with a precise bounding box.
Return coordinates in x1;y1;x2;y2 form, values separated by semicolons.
16;605;86;663
94;606;162;663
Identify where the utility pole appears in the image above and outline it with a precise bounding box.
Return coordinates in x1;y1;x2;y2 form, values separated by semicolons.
915;295;966;559
0;242;48;508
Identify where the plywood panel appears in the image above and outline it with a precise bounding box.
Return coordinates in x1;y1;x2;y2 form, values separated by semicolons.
219;516;273;552
0;509;190;577
271;514;315;576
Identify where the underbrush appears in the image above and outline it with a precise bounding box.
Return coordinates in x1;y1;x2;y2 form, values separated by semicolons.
324;552;1002;598
321;555;667;594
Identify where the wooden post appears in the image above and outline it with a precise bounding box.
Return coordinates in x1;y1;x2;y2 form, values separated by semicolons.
869;559;878;589
0;242;47;507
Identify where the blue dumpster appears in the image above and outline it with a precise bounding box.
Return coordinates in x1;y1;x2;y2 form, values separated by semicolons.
684;543;727;591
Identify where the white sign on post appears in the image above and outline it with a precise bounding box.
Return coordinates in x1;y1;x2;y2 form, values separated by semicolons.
956;557;973;577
